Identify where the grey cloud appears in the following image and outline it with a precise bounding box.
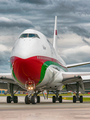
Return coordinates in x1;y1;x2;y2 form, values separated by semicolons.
40;0;90;16
61;52;90;73
0;51;11;72
0;2;8;5
0;0;89;16
18;0;47;5
0;36;17;48
0;51;10;65
61;47;90;65
0;17;34;28
68;65;90;72
82;38;90;46
69;26;90;38
0;8;23;14
0;64;10;73
0;0;10;4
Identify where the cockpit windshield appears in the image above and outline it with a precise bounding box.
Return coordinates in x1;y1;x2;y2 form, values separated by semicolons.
20;34;27;38
20;34;40;38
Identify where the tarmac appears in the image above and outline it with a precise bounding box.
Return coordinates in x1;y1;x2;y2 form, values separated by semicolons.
0;96;90;120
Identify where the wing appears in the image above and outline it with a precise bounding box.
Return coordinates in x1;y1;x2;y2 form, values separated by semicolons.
62;72;90;93
66;61;90;68
0;73;15;83
0;73;25;91
62;72;90;83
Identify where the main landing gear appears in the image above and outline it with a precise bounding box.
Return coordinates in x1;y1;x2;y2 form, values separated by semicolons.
52;90;62;103
7;96;18;103
52;82;83;104
73;82;83;103
7;84;18;103
25;92;40;104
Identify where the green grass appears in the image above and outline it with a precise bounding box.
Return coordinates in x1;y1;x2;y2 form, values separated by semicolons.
62;97;90;102
38;93;90;97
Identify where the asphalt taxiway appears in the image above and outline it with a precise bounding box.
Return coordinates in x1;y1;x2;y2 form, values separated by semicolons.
0;96;90;120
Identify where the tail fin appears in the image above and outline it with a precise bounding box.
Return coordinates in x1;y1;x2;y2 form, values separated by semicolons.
53;16;57;50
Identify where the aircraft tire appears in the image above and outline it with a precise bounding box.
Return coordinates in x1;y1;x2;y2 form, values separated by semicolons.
52;96;56;103
37;96;40;103
73;96;76;103
31;95;37;104
59;96;62;103
25;95;30;104
13;96;18;103
80;96;83;103
7;96;11;103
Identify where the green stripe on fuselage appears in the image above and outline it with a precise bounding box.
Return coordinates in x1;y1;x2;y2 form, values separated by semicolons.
37;61;67;85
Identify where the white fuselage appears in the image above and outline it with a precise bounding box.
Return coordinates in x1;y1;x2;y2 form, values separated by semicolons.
10;29;67;90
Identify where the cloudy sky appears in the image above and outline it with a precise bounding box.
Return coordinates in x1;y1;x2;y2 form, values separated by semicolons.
0;0;90;72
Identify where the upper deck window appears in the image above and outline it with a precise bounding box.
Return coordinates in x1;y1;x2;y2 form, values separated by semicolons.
20;34;39;38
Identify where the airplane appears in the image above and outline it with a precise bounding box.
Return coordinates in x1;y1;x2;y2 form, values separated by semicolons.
0;16;90;104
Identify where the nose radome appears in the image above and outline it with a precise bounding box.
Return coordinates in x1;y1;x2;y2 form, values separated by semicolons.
10;56;43;85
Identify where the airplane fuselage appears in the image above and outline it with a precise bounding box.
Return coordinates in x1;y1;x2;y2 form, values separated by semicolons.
10;29;67;90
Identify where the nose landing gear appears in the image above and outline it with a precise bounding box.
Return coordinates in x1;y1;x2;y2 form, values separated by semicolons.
31;94;37;104
25;93;40;104
25;81;41;105
25;81;39;104
25;95;30;104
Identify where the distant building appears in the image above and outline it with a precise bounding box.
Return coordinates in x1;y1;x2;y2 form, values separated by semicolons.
0;89;23;94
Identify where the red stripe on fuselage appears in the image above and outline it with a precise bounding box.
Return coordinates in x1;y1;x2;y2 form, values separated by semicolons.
10;56;65;85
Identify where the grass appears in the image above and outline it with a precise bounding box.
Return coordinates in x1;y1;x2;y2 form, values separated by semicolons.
62;97;90;102
38;93;90;96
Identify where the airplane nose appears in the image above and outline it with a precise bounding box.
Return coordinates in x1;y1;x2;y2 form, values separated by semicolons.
10;56;43;86
10;37;48;86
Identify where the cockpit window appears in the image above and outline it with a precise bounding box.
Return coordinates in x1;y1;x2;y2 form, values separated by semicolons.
20;34;40;38
20;34;28;38
29;34;35;37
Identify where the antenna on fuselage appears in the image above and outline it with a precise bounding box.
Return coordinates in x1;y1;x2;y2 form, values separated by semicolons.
53;16;57;50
